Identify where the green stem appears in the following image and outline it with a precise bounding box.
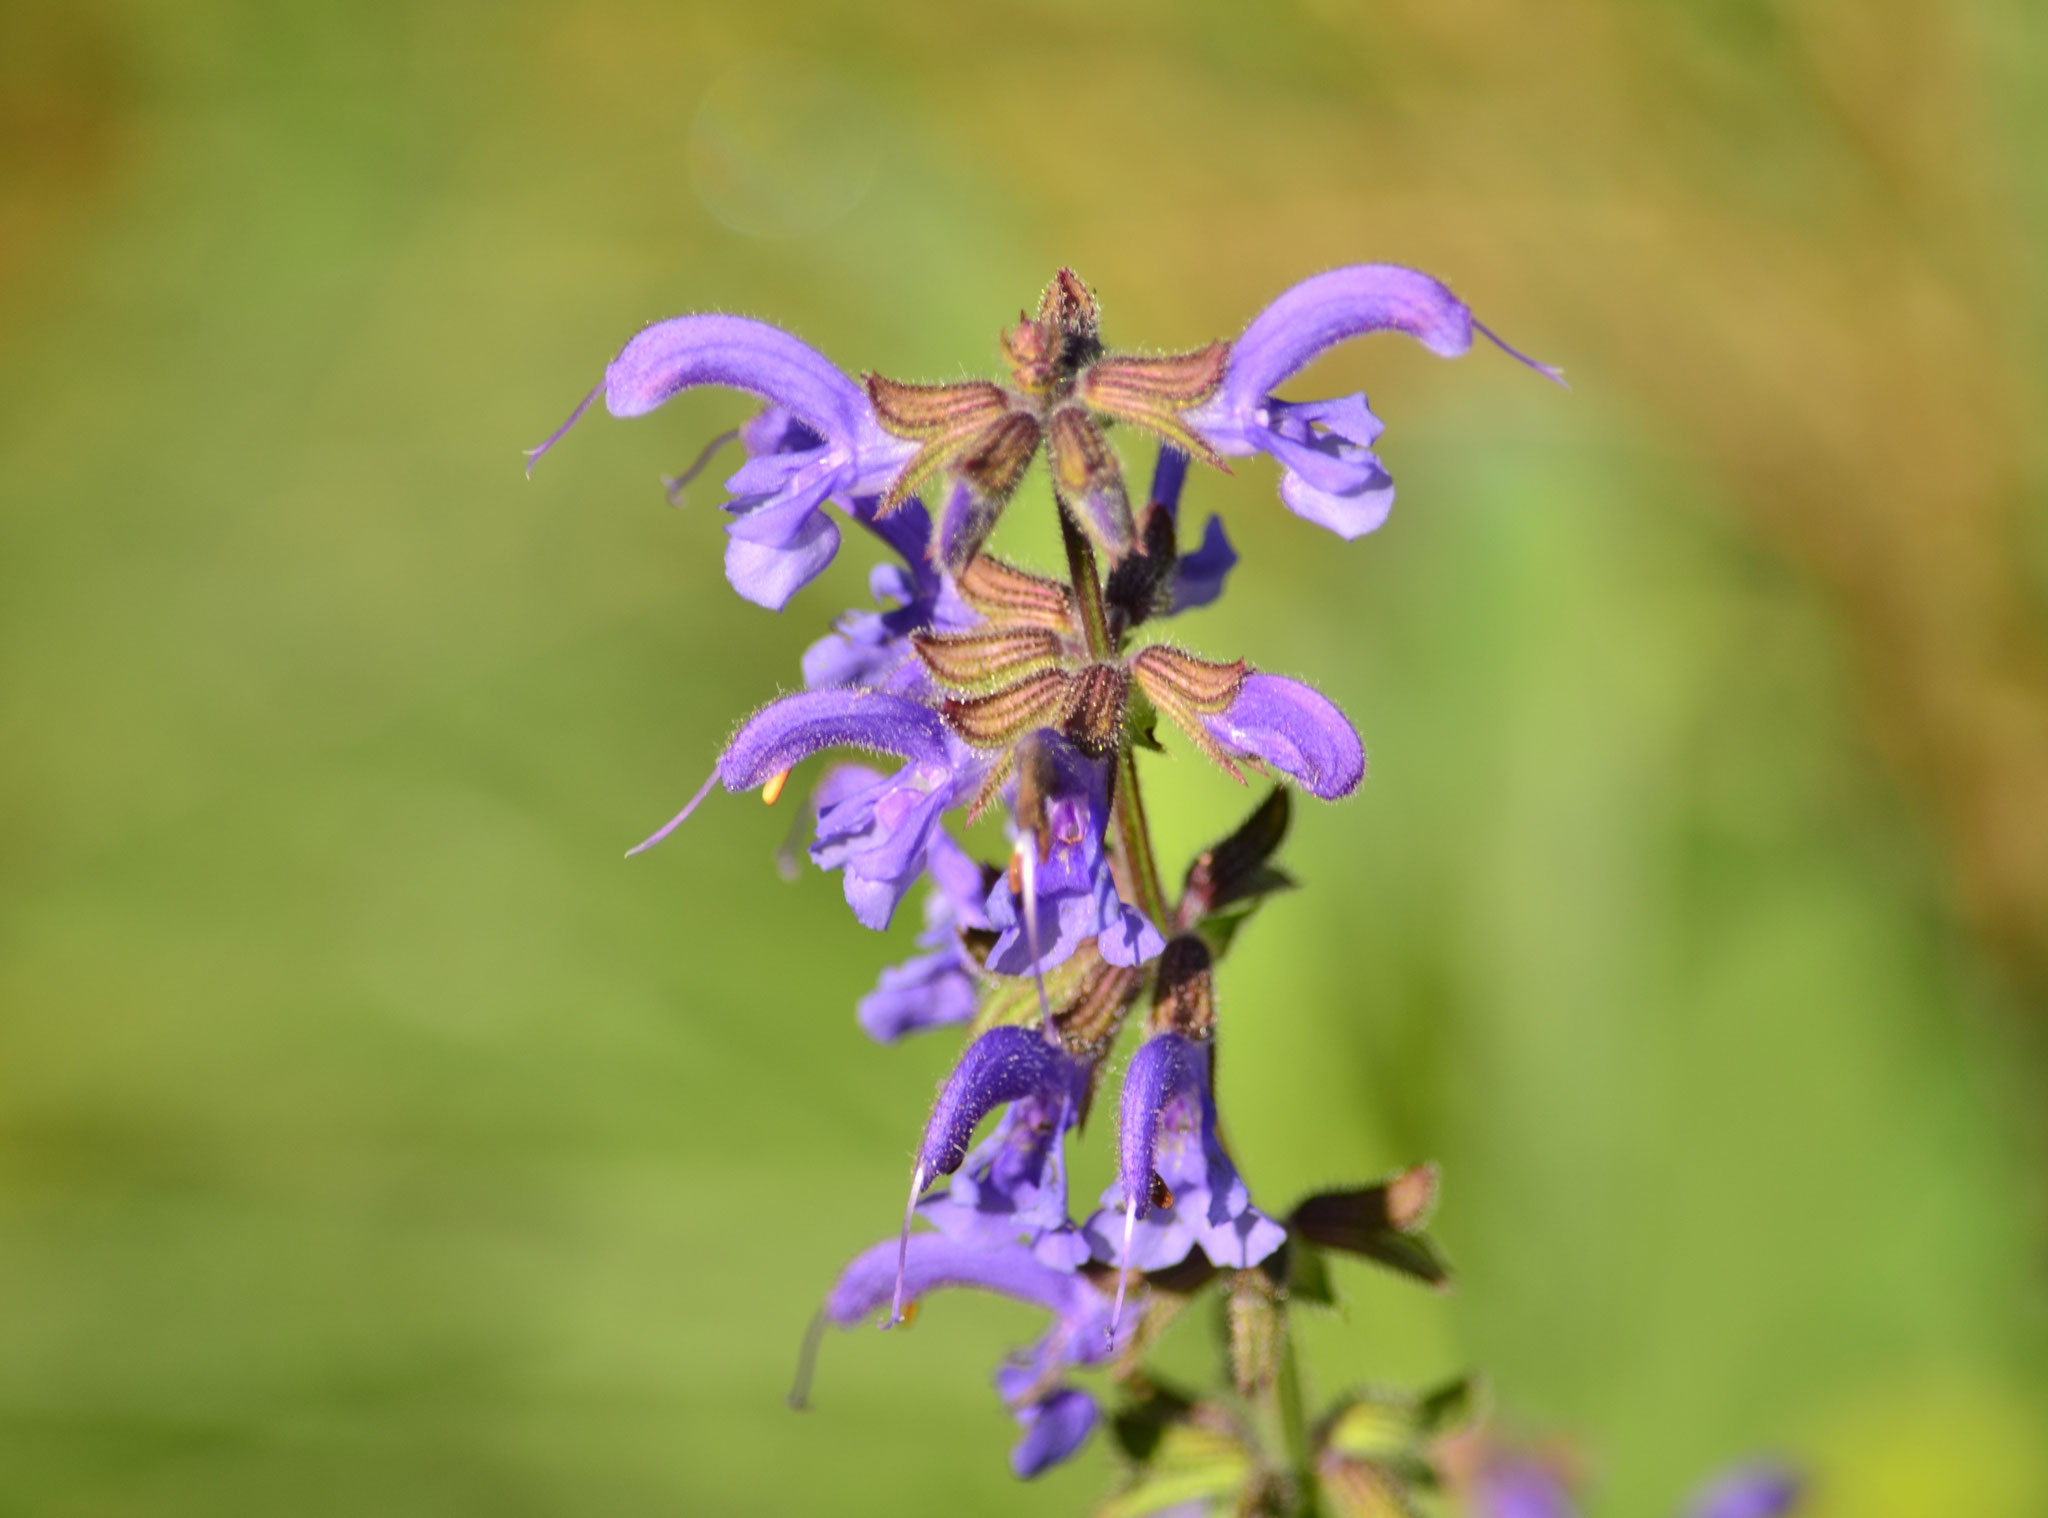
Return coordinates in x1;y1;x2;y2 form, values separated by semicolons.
1275;1314;1318;1517
1056;505;1173;933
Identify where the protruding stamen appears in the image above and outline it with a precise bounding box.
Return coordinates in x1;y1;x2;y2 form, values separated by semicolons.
1473;319;1569;390
523;383;603;477
761;767;792;806
661;427;742;505
1110;1192;1139;1343
786;1308;828;1411
885;1163;928;1329
625;765;720;857
1013;834;1052;1027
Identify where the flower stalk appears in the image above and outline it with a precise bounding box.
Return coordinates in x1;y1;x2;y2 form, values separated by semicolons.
1056;499;1172;935
536;262;1562;1513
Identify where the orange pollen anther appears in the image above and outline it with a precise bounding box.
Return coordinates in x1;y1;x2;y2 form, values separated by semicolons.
761;768;792;806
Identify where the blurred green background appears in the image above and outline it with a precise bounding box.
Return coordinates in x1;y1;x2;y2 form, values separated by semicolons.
4;1;2046;1514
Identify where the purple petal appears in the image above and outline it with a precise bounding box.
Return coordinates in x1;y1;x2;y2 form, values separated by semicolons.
802;609;895;690
925;829;992;928
720;690;951;789
917;1026;1067;1180
1116;1033;1205;1217
1147;445;1191;519
1684;1465;1802;1518
823;1234;1101;1328
1009;1388;1099;1479
823;776;952;931
1086;1034;1282;1274
724;510;842;610
920;1065;1089;1262
1168;515;1237;613
1278;461;1394;539
1206;265;1476;437
1200;674;1365;800
1173;267;1558;541
857;947;975;1041
604;313;873;450
1093;875;1167;967
936;480;1005;571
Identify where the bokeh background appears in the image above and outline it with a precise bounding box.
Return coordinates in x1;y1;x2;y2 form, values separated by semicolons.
4;1;2046;1513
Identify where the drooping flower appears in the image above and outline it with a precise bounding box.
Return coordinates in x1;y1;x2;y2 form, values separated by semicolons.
527;315;917;609
816;1234;1126;1478
1183;264;1563;540
892;1026;1087;1314
1087;1029;1285;1293
855;830;991;1042
917;1034;1095;1270
982;730;1165;976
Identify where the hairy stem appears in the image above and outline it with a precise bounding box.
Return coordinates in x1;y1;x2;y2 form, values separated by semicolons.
1275;1318;1318;1517
1057;505;1172;932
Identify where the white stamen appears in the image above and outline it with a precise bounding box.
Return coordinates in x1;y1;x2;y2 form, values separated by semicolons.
886;1163;927;1329
1014;836;1052;1026
1109;1192;1139;1344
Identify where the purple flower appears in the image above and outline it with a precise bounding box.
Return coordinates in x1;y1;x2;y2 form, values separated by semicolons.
1201;673;1365;800
820;1234;1124;1478
855;831;989;1042
1087;1032;1284;1316
811;737;981;931
527;315;917;610
1184;265;1563;540
802;495;979;696
629;688;985;931
890;1027;1091;1321
1682;1464;1802;1518
918;1032;1095;1270
983;732;1164;976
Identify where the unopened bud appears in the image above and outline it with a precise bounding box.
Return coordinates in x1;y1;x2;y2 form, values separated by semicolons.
1150;934;1217;1039
1180;788;1293;926
1048;406;1135;559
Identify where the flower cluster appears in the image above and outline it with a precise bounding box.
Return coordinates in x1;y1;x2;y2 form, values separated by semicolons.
536;265;1563;1507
